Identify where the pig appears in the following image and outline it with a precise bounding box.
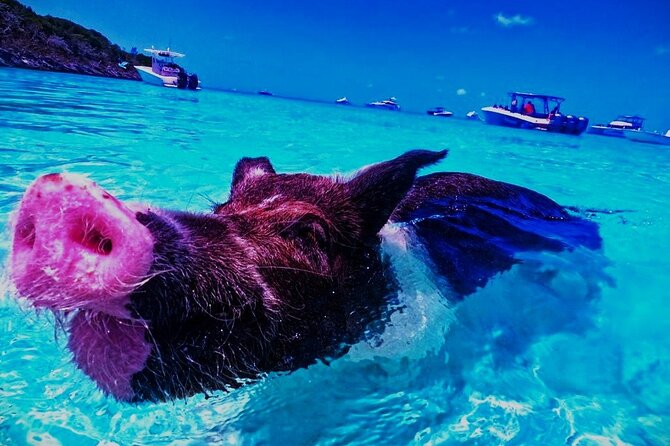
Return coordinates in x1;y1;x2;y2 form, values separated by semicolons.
9;150;600;402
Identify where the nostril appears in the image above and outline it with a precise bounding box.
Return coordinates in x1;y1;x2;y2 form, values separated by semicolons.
15;217;36;249
96;234;113;255
70;218;113;256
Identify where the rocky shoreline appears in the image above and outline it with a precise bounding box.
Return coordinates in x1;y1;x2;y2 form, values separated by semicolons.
0;0;150;80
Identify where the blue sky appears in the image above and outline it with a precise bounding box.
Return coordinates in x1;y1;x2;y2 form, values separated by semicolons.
23;0;670;129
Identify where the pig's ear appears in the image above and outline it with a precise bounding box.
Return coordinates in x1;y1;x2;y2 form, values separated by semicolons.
230;157;276;197
347;149;447;238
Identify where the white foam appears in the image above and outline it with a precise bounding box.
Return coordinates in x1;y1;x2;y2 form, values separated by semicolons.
347;223;454;361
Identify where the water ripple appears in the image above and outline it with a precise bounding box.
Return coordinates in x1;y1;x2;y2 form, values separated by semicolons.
0;68;668;445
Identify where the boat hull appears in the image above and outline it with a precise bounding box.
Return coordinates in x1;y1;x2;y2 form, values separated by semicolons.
366;103;400;111
588;125;626;137
427;111;453;117
624;130;670;146
135;65;177;87
481;107;588;135
135;65;202;90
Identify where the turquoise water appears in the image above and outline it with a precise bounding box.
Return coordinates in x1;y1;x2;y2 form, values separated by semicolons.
0;67;669;445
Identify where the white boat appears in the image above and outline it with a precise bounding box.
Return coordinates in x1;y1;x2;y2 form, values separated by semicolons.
588;115;644;137
624;129;670;146
426;107;453;117
335;97;351;105
134;48;200;90
481;92;589;135
466;111;481;120
366;97;400;111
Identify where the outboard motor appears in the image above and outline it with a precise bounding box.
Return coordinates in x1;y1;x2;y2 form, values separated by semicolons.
548;113;566;132
576;116;589;134
177;70;188;89
564;115;577;134
187;73;199;90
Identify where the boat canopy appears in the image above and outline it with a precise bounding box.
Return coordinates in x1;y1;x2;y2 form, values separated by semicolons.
606;115;645;130
508;92;565;103
506;92;566;116
143;48;185;58
613;115;645;125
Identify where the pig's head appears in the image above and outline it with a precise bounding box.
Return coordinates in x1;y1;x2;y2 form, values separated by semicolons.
9;149;446;401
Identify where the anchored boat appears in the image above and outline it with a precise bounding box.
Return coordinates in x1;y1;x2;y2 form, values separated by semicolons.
466;111;481;121
624;129;670;146
481;92;588;135
134;48;200;90
589;115;645;137
426;107;453;117
366;97;400;111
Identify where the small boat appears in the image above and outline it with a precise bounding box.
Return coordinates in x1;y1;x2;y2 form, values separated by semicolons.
624;129;670;146
588;115;645;137
426;107;453;117
481;92;589;135
258;90;274;96
366;97;400;111
134;48;200;90
466;111;481;121
335;97;351;105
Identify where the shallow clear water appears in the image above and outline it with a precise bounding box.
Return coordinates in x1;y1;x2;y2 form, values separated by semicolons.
1;68;669;445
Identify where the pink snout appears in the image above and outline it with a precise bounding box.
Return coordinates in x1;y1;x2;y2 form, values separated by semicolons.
10;173;154;316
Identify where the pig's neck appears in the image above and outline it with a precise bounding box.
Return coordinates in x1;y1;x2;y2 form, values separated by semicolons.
67;311;152;401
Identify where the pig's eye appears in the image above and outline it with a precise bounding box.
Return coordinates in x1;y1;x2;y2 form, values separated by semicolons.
282;217;329;251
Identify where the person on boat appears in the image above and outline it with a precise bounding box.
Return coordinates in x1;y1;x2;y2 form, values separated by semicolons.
524;101;536;115
511;98;518;112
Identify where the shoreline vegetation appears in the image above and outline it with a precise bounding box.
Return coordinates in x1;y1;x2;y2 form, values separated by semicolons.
0;0;149;80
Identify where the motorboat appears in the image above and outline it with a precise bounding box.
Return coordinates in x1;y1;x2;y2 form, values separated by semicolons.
588;115;645;137
624;129;670;146
335;97;351;105
134;48;200;90
466;111;481;120
258;90;274;96
481;92;589;135
366;97;400;111
426;107;453;117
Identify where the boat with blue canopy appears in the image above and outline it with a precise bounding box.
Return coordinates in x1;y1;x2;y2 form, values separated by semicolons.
588;115;645;137
481;92;589;135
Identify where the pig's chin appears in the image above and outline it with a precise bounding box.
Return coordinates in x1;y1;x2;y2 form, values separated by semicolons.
67;310;152;401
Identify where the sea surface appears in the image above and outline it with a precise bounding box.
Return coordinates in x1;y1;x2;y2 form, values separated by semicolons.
0;68;669;446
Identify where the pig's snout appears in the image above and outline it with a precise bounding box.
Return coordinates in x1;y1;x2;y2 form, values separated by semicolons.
10;173;154;314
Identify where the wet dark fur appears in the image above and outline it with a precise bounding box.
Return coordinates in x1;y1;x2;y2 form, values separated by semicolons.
126;150;444;401
391;173;601;295
116;150;599;401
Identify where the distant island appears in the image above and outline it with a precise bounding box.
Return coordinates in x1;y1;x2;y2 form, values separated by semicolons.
0;0;149;80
